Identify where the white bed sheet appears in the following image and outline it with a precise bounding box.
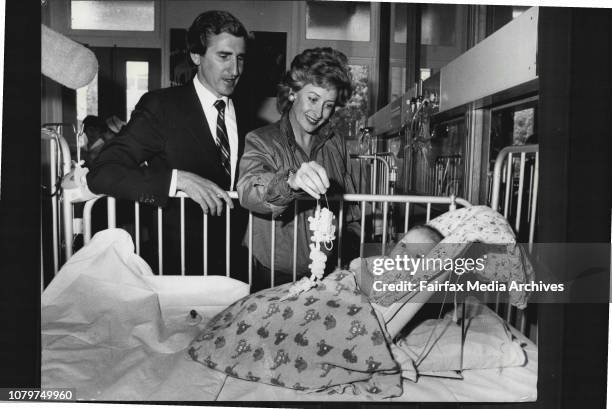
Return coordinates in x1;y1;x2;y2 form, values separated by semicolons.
42;229;537;402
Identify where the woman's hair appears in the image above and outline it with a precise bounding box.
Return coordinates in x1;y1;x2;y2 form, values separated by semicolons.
277;47;353;113
187;10;248;56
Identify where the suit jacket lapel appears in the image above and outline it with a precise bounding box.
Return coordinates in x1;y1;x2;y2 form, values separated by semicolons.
178;82;219;156
233;100;246;158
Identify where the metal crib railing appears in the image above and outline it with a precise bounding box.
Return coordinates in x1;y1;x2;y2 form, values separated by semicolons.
74;193;470;289
490;144;539;248
40;128;72;278
489;144;539;339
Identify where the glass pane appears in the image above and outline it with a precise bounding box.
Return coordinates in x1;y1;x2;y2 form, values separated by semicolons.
513;107;535;144
490;103;537;161
390;66;406;101
76;72;98;121
330;64;369;142
306;1;370;42
394;3;407;44
126;61;149;120
421;4;457;46
71;1;154;31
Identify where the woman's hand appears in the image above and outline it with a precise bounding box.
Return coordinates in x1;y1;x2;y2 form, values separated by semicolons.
287;161;330;199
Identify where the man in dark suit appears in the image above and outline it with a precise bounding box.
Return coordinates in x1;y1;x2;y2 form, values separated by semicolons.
87;11;249;277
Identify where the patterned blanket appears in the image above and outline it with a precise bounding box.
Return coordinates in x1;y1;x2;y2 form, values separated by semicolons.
188;270;403;398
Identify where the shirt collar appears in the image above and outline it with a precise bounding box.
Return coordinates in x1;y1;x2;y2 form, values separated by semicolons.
192;76;229;108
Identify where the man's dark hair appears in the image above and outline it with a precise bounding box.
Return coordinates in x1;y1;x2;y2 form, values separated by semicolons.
82;115;107;134
187;10;248;56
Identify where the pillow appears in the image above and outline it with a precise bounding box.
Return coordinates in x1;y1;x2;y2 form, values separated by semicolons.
187;270;402;397
392;298;527;379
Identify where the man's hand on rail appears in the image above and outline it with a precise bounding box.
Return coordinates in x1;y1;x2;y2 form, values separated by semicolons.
287;161;330;199
176;170;233;216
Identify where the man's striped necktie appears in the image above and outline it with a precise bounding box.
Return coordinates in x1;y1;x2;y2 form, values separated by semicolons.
213;99;231;182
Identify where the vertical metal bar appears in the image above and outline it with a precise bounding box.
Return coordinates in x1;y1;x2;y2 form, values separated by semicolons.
157;207;163;275
41;226;45;293
426;203;431;222
337;199;344;266
293;201;298;282
83;200;94;244
134;202;140;255
515;153;526;232
226;203;231;277
452;159;457;195
503;153;513;218
404;202;410;232
180;197;185;275
506;303;513;325
383;159;390;195
107;197;116;228
360;201;366;257
460;300;466;372
248;212;253;286
271;216;276;288
527;160;535;222
519;309;527;335
434;161;439;195
49;139;59;274
382;201;388;255
372;158;378;214
203;214;208;275
62;193;73;262
495;292;501;314
528;153;539;251
449;195;457;211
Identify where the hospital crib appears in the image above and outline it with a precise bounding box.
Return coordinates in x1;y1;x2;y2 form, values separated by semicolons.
490;144;539;245
41;128;537;340
488;144;539;339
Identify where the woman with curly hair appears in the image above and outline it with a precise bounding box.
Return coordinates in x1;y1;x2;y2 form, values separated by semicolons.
237;47;361;291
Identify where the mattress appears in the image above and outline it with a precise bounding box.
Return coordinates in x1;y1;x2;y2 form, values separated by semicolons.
42;274;537;402
41;230;537;402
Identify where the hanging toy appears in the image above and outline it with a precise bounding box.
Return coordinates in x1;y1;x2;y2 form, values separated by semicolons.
281;196;336;300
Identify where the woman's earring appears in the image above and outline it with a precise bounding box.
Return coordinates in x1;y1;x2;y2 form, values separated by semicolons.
288;94;295;102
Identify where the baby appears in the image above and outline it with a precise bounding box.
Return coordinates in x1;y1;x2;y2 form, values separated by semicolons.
349;224;443;297
349;224;444;339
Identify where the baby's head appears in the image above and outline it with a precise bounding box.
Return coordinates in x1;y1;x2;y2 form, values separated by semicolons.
396;224;444;257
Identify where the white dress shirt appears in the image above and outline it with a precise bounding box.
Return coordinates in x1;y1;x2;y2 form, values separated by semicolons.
169;77;239;194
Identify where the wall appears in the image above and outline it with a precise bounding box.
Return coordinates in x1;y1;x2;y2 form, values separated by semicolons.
420;4;468;74
41;1;382;125
43;0;298;90
163;0;298;88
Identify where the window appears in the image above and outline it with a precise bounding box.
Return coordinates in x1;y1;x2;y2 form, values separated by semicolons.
71;1;154;31
306;1;370;42
390;66;406;101
126;61;149;120
394;3;407;44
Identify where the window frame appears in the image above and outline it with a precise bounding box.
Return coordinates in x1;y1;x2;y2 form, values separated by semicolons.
66;0;160;39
